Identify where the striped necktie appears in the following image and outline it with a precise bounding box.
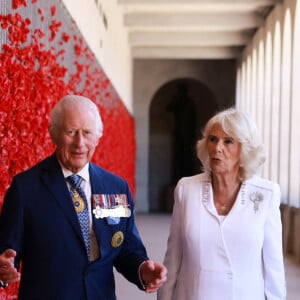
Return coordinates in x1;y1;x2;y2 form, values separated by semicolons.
67;174;90;260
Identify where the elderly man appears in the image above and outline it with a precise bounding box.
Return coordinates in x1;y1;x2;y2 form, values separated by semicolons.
0;95;167;299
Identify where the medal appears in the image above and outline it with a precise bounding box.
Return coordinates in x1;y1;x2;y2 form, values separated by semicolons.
92;205;131;219
93;205;103;219
111;231;124;248
72;190;86;213
92;194;131;219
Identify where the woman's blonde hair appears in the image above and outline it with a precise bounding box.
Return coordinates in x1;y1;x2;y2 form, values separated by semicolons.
196;107;265;180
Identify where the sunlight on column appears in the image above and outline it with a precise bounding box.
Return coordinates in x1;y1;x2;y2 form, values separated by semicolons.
257;40;265;144
270;21;281;182
290;1;300;208
280;9;292;205
235;68;241;109
246;55;252;114
250;49;257;118
263;32;272;179
241;61;247;111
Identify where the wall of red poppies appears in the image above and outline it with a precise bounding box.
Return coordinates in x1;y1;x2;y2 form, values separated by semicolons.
0;0;135;297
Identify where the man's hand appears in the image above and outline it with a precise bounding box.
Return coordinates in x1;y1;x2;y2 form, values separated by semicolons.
0;249;20;287
140;260;167;293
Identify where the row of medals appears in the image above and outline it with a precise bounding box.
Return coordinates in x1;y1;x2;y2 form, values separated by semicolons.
72;191;124;248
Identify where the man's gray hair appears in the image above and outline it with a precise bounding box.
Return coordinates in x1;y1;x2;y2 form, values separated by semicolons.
49;95;103;139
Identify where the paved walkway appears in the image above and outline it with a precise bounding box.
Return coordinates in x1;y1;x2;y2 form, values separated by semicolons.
114;214;300;300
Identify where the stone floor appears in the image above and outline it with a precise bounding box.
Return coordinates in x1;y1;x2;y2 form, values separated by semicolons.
114;213;300;300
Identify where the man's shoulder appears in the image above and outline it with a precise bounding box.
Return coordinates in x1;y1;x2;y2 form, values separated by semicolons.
89;163;133;196
15;154;56;178
89;163;127;185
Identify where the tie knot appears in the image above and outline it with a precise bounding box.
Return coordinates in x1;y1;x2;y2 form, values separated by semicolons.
67;174;82;189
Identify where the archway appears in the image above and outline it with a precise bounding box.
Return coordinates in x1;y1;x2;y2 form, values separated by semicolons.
148;78;218;212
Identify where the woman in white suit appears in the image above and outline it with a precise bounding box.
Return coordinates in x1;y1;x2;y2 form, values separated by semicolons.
158;108;286;300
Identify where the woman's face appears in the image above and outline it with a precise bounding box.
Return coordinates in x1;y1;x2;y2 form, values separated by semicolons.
207;123;241;177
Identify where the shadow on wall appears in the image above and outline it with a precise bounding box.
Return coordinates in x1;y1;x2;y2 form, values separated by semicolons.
149;78;219;212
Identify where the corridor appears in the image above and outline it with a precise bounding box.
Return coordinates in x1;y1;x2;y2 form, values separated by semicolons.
115;214;300;300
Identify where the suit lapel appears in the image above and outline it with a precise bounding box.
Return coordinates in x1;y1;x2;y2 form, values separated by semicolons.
201;176;219;217
201;177;248;222
41;154;84;243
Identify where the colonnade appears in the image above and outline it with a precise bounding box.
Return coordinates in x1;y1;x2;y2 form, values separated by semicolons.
236;0;300;208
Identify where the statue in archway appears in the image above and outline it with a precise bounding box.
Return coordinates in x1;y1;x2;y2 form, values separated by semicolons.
167;83;196;183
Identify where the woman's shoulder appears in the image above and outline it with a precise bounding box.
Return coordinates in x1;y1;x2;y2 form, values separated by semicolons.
246;175;280;192
176;172;209;187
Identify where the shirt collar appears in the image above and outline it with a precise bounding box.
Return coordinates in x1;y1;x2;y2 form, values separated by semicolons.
60;162;90;182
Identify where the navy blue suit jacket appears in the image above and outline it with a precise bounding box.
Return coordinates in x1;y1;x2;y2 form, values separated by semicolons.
0;154;148;299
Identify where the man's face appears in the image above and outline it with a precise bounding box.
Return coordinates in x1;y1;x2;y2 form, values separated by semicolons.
51;106;100;173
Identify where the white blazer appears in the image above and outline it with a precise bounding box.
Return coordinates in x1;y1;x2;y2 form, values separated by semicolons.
158;173;286;300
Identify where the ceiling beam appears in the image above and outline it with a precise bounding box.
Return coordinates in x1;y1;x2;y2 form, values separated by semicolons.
118;0;280;6
129;31;251;47
116;0;279;60
124;12;264;30
132;46;242;59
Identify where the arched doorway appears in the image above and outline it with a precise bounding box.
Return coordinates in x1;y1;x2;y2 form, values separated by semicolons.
148;78;218;212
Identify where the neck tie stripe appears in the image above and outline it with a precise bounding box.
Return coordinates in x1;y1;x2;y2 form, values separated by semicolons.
67;174;90;260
